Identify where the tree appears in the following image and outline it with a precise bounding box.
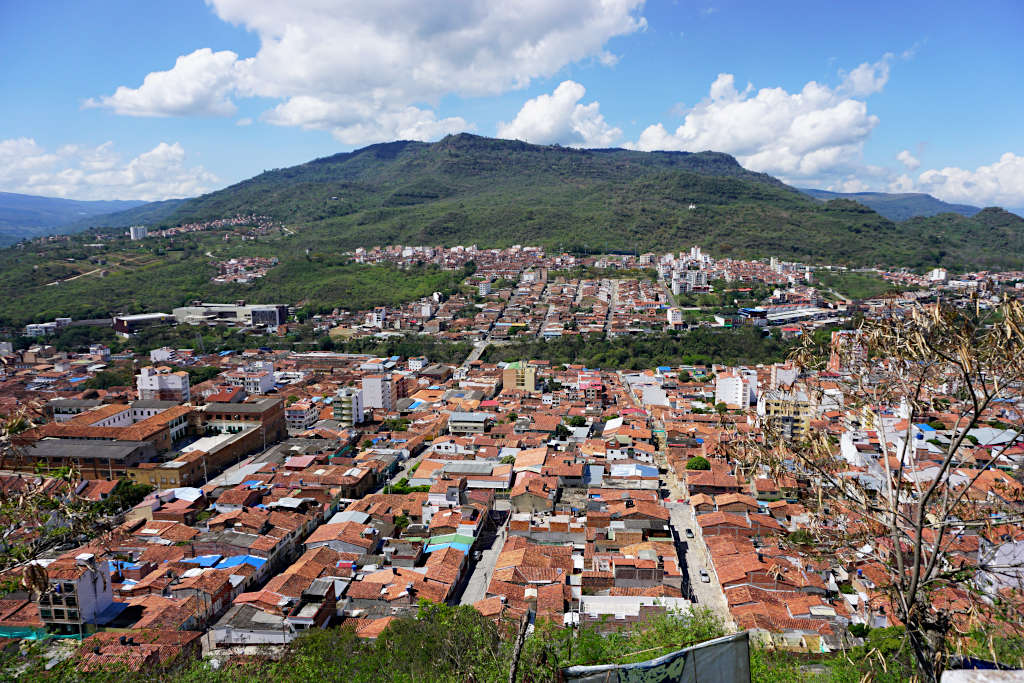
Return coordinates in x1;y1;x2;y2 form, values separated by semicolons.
714;401;729;415
678;370;692;383
554;424;571;439
568;415;587;428
686;456;710;470
730;299;1024;682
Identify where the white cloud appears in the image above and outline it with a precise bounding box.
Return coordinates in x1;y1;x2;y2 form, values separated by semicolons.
839;54;892;97
0;138;218;200
236;117;253;126
497;81;621;147
629;72;880;180
897;149;920;170
89;1;646;144
85;48;240;117
913;153;1024;207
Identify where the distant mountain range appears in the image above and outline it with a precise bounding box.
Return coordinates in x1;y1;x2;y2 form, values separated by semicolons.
799;189;982;222
0;192;147;246
4;134;1024;272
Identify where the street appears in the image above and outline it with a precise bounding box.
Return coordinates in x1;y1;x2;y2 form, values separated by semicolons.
458;503;510;605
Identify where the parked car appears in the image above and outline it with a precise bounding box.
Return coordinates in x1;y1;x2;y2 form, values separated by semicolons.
699;569;710;583
685;528;695;539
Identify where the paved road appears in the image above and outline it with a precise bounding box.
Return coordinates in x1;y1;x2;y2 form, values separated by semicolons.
459;513;509;605
666;501;732;625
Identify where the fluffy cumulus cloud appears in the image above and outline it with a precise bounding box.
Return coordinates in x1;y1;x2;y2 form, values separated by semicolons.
496;81;621;147
911;153;1024;207
0;138;218;200
85;48;241;117
897;149;920;170
629;65;889;181
89;0;646;144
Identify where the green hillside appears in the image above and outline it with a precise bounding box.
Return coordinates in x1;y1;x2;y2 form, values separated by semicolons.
2;135;1023;328
124;134;1021;269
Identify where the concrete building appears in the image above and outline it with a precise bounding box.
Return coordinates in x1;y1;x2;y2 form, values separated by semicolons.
285;400;320;432
448;411;490;434
478;279;492;296
171;302;288;327
666;307;684;328
137;366;190;402
501;361;536;393
37;553;114;634
225;367;276;395
362;374;393;412
129;225;148;240
715;374;750;409
757;389;814;439
333;387;364;427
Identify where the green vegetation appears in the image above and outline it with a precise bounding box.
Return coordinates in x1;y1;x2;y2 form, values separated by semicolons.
787;529;814;545
83;367;134;389
482;328;792;369
812;269;906;300
686;456;711;470
5;135;1023;332
386;478;429;495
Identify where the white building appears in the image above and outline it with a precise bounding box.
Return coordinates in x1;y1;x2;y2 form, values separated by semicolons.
150;347;177;363
666;307;684;327
129;225;148;240
715;373;750;408
285;400;319;432
226;368;276;395
362;374;393;412
37;553;114;633
928;267;948;283
408;356;428;372
136;366;190;402
333;387;364;427
478;279;492;296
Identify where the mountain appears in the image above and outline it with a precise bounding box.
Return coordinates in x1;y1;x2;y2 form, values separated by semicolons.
0;192;147;245
3;135;1024;328
72;133;1023;271
800;188;982;221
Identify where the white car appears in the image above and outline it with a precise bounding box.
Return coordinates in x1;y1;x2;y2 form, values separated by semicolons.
699;569;710;583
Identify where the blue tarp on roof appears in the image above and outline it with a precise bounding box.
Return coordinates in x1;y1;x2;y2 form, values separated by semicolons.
218;350;234;356
182;554;222;567
216;554;266;569
69;377;89;383
111;561;141;571
917;423;936;432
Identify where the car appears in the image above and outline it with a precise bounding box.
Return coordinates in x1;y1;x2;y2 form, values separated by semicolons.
685;528;695;539
699;569;710;583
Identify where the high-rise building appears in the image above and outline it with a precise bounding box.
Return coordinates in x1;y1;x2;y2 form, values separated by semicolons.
129;225;148;240
715;373;750;408
501;361;536;393
362;374;393;411
333;387;364;426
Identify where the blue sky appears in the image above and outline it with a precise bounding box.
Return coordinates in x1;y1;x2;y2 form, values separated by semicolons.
1;0;1022;208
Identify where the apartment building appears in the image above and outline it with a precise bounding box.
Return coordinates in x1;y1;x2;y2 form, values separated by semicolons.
333;387;364;427
757;389;813;439
137;366;190;403
362;374;393;411
501;361;536;393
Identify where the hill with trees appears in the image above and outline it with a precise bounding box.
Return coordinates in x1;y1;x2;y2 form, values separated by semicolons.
64;134;1024;271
